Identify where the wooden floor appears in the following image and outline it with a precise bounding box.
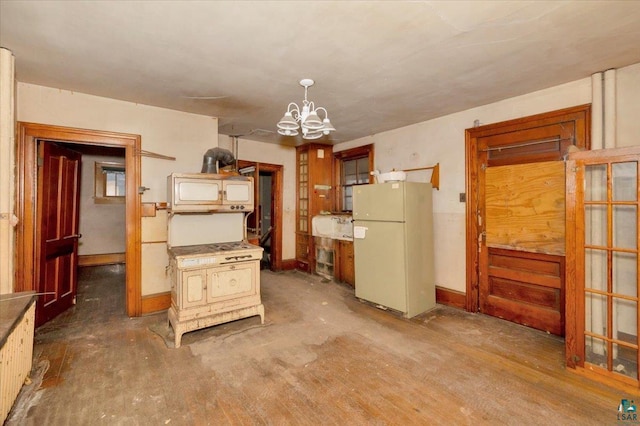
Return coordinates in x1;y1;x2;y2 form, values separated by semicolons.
7;266;630;425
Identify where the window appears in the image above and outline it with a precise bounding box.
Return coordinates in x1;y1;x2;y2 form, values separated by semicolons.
333;144;374;212
95;161;125;204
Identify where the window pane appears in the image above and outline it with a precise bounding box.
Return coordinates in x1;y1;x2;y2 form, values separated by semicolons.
105;171;125;197
585;249;607;291
356;157;370;183
585;205;607;246
613;252;638;298
613;205;637;249
613;161;637;202
585;292;607;337
613;343;637;380
585;335;607;366
115;173;125;196
343;185;353;211
585;164;608;202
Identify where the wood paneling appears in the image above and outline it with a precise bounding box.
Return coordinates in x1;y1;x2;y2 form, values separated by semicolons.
485;161;566;255
482;247;564;335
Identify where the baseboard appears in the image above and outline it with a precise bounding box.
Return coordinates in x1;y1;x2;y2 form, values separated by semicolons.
78;252;125;267
280;259;298;271
141;292;171;314
436;286;466;310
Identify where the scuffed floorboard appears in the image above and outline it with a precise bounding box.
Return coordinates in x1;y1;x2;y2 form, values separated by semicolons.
8;267;627;425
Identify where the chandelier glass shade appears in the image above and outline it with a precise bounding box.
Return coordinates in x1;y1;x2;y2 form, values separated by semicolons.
277;79;336;140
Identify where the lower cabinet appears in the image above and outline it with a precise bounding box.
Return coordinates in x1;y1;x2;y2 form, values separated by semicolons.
169;259;264;348
335;240;355;287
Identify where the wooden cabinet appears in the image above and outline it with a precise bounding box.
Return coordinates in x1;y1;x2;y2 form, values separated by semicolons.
335;240;355;286
296;143;333;272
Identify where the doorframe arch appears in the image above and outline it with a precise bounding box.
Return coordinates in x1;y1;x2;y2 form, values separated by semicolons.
16;122;142;317
464;105;591;313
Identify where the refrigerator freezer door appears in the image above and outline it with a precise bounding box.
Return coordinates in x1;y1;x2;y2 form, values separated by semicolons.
353;182;405;222
354;220;407;312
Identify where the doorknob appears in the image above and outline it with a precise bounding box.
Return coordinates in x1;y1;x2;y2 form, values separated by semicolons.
64;234;82;239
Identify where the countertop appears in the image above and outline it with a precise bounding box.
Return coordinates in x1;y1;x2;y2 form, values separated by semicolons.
0;291;36;348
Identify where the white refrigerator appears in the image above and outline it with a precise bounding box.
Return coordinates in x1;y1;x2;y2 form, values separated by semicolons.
353;181;435;318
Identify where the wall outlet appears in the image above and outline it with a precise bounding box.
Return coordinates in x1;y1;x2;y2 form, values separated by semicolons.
459;193;466;202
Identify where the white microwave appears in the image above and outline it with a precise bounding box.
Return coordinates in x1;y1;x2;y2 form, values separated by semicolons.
167;173;254;213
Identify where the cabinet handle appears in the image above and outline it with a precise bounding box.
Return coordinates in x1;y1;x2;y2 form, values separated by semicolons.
225;255;253;261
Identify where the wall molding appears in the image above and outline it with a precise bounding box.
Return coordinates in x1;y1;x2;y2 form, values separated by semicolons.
141;292;171;314
435;286;466;310
280;259;298;271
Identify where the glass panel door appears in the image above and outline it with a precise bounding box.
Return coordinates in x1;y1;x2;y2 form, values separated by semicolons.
573;149;640;387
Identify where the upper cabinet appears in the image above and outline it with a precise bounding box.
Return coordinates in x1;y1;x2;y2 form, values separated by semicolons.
296;144;333;271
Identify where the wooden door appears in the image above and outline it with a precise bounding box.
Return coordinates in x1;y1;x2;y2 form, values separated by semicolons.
36;142;82;326
566;146;640;388
467;105;590;336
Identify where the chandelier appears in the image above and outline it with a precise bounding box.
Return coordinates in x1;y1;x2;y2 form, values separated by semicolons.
277;79;336;140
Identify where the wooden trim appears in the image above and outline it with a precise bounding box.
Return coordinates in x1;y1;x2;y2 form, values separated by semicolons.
435;286;466;310
465;105;591;314
78;253;125;267
236;160;284;271
332;144;375;212
280;259;298;270
141;292;171;314
16;122;142;317
570;365;640;393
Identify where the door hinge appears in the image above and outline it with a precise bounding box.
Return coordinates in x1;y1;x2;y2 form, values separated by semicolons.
480;163;487;171
37;156;44;167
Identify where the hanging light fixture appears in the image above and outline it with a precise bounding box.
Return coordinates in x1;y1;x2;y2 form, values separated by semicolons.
277;79;336;140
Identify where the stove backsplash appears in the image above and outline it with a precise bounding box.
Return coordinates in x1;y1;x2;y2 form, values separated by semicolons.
168;212;245;248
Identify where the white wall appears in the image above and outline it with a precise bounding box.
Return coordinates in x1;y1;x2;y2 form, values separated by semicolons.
17;83;218;296
617;62;640;148
0;48;15;295
219;135;297;260
336;77;594;293
79;154;126;256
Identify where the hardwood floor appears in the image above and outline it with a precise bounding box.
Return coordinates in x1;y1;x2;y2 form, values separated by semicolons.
8;266;628;425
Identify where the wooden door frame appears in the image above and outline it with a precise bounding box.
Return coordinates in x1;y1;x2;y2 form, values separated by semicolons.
465;105;591;313
237;159;284;271
15;122;142;317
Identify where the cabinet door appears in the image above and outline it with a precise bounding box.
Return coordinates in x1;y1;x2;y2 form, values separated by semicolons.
208;262;257;303
338;240;355;286
181;269;207;309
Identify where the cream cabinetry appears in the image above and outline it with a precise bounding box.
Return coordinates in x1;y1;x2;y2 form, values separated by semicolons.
167;244;264;348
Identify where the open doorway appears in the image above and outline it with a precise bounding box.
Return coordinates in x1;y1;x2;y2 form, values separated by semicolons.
237;160;283;271
16;122;142;320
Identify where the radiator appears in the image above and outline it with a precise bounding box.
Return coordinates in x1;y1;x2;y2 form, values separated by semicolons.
0;294;35;423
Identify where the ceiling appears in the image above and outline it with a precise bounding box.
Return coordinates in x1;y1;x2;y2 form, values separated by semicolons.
2;1;640;146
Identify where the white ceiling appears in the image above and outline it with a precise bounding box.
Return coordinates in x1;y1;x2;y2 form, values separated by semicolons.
2;1;640;145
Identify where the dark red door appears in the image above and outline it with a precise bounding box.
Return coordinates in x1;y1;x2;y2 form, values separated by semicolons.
36;142;82;326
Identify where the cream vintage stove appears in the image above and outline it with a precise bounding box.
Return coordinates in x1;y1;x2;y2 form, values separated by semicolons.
166;173;264;348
